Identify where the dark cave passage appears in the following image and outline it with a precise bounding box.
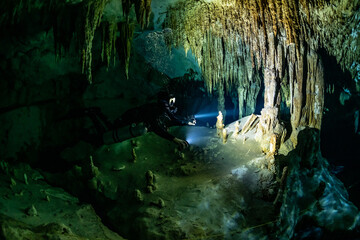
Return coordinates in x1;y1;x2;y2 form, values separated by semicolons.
318;48;360;208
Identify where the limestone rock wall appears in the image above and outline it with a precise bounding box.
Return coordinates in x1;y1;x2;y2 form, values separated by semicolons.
0;30;86;161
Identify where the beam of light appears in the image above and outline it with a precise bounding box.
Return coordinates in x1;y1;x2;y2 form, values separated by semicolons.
186;130;198;145
185;126;203;145
184;125;211;147
195;112;218;119
186;136;195;144
195;109;237;119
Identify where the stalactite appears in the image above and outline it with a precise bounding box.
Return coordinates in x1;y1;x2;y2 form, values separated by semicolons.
268;0;277;37
300;49;324;130
246;75;261;115
238;86;245;119
281;0;292;45
121;0;152;28
217;82;226;120
115;0;152;79
299;0;310;21
134;0;152;29
0;0;48;26
280;71;290;108
121;0;131;21
101;20;117;69
118;22;134;79
236;50;261;118
289;44;305;142
80;0;108;84
52;2;78;60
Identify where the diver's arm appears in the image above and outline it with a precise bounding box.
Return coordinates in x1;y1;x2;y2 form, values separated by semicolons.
152;124;189;149
152;125;176;141
168;112;196;126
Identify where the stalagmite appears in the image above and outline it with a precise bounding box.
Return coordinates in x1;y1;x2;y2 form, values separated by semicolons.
222;128;228;144
145;170;156;193
216;111;224;137
234;121;240;137
131;148;137;163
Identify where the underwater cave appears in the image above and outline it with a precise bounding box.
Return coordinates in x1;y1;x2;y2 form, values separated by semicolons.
0;0;360;239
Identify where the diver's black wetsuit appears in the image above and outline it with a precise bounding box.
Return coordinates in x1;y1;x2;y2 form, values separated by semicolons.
113;100;188;141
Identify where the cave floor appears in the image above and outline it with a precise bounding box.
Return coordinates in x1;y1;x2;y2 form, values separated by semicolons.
0;164;125;240
0;117;278;240
91;116;277;239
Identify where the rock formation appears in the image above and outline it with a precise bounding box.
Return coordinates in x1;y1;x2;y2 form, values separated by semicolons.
164;0;359;148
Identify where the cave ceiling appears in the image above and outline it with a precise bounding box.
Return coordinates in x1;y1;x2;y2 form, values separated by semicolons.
0;0;360;84
0;0;359;93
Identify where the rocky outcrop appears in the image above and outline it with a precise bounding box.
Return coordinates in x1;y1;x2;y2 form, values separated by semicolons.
0;163;125;240
0;215;124;240
276;128;359;239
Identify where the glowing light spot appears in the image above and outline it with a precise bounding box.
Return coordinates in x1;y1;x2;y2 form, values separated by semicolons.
195;112;218;119
186;137;194;144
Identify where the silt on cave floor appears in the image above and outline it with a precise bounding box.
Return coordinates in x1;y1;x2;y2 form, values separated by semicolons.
1;117;359;240
1;116;275;239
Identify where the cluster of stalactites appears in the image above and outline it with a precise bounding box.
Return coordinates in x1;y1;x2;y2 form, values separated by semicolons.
0;0;153;83
134;0;152;29
100;20;135;79
122;0;152;28
0;0;79;61
303;0;360;86
101;20;117;69
0;0;50;26
84;0;151;82
80;0;109;84
165;0;359;91
0;0;109;84
165;0;358;134
164;0;304;93
96;0;151;79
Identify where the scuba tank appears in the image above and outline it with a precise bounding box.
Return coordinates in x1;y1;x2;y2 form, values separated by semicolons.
103;123;147;145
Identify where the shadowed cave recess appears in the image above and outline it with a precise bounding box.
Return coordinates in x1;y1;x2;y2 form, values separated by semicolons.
1;0;360;239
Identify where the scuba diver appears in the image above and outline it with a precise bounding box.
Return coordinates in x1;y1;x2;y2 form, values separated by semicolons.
84;91;196;149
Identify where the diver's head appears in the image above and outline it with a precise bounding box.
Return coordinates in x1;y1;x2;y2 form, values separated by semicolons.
169;97;176;107
157;91;176;107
